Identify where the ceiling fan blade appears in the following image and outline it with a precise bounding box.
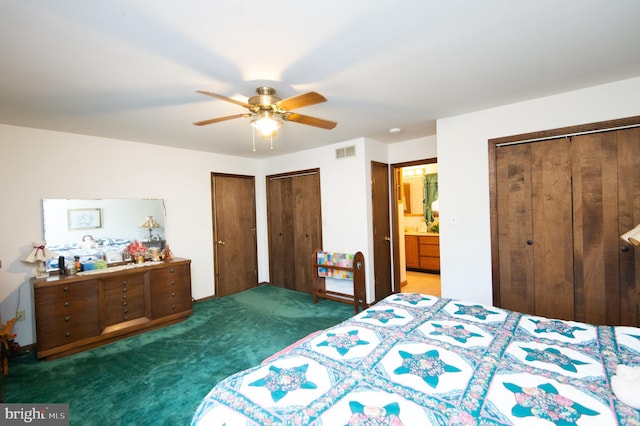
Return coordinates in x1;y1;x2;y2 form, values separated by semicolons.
277;92;327;111
196;90;252;109
283;113;337;129
193;113;249;126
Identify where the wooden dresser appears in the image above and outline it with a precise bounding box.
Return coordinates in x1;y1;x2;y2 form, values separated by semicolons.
33;258;192;360
405;234;440;273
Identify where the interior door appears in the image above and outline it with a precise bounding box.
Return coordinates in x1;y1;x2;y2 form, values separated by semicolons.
616;127;640;326
211;173;258;297
495;139;574;320
371;161;392;301
267;169;322;294
571;128;640;325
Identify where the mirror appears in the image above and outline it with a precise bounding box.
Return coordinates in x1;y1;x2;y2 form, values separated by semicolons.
402;164;438;217
42;199;166;265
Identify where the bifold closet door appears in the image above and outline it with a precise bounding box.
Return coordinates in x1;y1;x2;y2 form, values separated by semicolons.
571;128;640;326
495;126;640;326
495;139;574;320
267;170;322;294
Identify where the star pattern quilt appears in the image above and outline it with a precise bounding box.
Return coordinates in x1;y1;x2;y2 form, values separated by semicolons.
192;293;640;425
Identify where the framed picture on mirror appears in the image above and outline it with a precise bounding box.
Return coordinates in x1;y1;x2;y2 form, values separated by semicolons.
68;208;103;230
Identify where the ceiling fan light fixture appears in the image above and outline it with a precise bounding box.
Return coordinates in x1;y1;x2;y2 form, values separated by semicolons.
251;111;282;137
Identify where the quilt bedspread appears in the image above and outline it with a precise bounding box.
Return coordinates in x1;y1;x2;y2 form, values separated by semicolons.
192;293;640;425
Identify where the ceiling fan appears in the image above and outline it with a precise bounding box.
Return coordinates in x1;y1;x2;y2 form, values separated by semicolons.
194;87;337;148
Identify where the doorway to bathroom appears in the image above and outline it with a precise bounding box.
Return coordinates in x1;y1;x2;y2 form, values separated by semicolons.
391;158;441;297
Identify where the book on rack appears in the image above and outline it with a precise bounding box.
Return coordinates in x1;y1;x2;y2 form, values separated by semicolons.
621;224;640;247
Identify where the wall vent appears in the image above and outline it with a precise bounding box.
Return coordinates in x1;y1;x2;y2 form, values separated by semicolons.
335;145;356;159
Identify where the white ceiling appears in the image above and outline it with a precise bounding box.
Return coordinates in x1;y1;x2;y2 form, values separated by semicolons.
2;1;640;158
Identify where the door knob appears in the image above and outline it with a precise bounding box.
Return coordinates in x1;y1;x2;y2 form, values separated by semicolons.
217;240;226;245
384;236;391;241
527;240;534;245
621;245;630;252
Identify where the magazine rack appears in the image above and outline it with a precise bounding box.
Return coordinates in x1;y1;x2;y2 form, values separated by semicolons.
312;249;367;313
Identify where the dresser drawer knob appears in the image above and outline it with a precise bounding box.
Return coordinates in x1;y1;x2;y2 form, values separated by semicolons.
122;287;127;293
170;268;175;273
123;301;128;306
122;294;127;299
63;286;69;292
64;301;70;307
171;304;176;310
170;280;176;285
65;332;71;337
171;292;176;297
123;316;128;321
123;308;128;313
122;280;128;285
64;316;70;322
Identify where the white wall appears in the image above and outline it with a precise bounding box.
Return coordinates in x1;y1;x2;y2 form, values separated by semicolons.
437;76;640;305
0;124;260;345
388;135;437;164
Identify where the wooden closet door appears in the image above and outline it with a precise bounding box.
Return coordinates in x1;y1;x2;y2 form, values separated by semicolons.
530;139;574;320
267;176;292;289
571;132;619;324
572;128;640;326
291;172;322;294
617;127;640;326
267;170;322;294
495;139;574;320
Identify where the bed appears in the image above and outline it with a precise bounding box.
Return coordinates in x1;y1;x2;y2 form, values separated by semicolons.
192;293;640;425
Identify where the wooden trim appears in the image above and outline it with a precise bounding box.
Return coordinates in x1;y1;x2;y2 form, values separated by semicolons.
490;115;640;146
266;168;319;180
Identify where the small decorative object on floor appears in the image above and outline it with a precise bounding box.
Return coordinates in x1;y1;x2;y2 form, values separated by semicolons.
126;240;148;263
21;240;56;278
0;316;17;375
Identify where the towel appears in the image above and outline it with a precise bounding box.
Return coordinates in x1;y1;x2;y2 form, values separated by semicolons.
611;364;640;409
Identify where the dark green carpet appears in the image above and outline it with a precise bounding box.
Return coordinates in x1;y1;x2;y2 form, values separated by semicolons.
4;284;354;425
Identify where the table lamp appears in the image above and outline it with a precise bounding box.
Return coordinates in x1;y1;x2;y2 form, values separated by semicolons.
22;240;56;278
139;216;160;241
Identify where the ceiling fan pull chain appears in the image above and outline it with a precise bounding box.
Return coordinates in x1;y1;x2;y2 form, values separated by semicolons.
252;127;256;152
270;134;274;150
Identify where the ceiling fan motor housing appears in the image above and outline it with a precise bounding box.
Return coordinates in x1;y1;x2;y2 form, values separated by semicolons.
249;87;281;113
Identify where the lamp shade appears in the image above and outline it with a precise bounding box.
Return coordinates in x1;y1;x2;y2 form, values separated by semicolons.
139;216;160;229
22;240;56;263
621;224;640;247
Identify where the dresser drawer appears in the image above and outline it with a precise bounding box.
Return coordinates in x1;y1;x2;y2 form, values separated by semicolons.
101;274;146;327
36;321;101;350
149;265;190;289
149;264;192;318
35;279;98;304
34;280;100;350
